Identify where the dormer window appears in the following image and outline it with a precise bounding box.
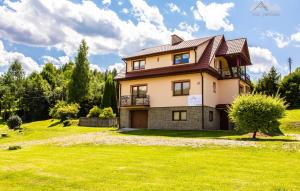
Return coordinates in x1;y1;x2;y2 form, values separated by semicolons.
174;53;190;65
133;60;145;70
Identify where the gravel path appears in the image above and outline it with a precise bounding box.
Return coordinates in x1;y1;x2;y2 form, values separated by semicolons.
287;134;300;141
0;132;256;149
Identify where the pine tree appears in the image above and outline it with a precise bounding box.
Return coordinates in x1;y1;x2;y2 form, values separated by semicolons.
101;74;117;114
68;40;90;103
255;66;281;96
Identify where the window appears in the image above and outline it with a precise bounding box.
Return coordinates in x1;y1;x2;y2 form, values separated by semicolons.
174;53;189;65
173;81;190;96
213;82;216;93
172;111;187;121
132;85;147;98
239;85;244;93
209;111;213;121
133;60;145;70
214;59;219;69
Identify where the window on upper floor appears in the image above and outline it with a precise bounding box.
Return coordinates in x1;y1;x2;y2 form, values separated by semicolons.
173;81;190;96
132;85;147;98
213;82;216;93
174;53;189;65
133;60;145;70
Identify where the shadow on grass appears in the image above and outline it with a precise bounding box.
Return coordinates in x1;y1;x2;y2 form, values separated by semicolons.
119;129;243;138
0;118;5;125
235;137;298;142
48;121;61;128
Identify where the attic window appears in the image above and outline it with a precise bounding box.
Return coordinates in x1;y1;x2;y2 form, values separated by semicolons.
174;53;189;65
133;60;145;70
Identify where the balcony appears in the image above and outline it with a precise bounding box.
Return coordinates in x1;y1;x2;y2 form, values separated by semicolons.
120;95;150;107
218;69;251;84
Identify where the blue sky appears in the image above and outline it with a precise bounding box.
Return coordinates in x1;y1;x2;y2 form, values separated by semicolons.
0;0;299;81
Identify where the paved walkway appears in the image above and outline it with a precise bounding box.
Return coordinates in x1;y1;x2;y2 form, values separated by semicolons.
0;132;256;149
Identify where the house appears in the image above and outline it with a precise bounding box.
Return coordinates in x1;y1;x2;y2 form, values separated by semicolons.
115;34;252;130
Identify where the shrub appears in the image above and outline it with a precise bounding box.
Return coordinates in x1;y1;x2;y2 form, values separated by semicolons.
50;101;80;121
8;145;22;150
87;106;102;118
63;120;71;127
7;115;22;130
99;107;116;119
229;94;286;139
279;70;300;108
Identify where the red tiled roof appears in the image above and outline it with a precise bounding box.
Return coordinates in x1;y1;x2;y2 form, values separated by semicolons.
216;38;246;55
123;36;213;60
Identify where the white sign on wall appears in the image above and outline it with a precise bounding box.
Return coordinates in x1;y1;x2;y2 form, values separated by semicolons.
188;95;202;106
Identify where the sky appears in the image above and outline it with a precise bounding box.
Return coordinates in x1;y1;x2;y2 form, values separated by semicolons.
0;0;299;81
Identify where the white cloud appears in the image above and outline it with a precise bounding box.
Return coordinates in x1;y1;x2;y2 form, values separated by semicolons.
178;22;199;33
90;64;103;71
107;62;125;73
102;0;111;6
248;47;278;74
118;1;123;6
41;55;70;68
291;32;300;43
265;31;290;48
167;3;180;13
0;0;195;58
122;8;129;14
0;40;40;75
192;0;234;31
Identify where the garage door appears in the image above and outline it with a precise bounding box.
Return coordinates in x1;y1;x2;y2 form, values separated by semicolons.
131;110;148;129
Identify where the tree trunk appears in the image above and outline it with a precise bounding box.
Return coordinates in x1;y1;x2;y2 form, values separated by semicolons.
252;131;257;139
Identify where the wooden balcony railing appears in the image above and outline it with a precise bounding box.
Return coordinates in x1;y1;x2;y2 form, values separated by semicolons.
120;95;150;107
218;69;251;83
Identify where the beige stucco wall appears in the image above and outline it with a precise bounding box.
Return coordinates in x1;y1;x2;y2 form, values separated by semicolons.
239;80;251;94
120;73;202;107
218;79;240;104
203;73;219;107
126;50;196;72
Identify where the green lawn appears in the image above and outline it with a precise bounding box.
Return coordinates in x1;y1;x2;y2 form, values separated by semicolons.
0;119;112;144
0;110;299;190
0;144;299;191
280;109;300;134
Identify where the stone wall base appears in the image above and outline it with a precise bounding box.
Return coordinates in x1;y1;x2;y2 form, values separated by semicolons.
120;106;221;130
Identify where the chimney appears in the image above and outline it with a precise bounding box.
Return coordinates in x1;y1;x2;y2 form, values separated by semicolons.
171;34;184;45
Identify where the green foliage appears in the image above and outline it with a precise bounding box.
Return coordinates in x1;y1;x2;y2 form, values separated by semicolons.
279;69;300;108
99;107;116;119
63;120;72;127
20;72;51;121
87;106;102;118
8;145;22;150
255;66;280;96
68;40;90;103
229;94;286;138
101;74;117;114
41;63;58;88
50;102;80;121
7;115;22;130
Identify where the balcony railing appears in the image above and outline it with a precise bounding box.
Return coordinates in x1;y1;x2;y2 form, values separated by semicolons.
120;95;150;107
218;69;251;83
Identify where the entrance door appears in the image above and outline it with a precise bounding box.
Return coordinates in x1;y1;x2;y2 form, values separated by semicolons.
131;110;148;129
220;110;229;130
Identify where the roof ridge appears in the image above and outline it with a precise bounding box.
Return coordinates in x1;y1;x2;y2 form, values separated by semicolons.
226;37;246;41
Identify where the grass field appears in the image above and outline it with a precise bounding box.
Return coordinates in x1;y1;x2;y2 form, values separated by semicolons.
0;109;299;190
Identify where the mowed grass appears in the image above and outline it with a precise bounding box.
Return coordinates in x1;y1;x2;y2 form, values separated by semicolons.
0;144;300;191
0;119;113;144
280;109;300;134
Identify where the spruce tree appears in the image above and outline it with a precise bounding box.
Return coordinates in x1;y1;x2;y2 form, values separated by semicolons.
255;66;280;96
68;40;90;103
101;74;118;114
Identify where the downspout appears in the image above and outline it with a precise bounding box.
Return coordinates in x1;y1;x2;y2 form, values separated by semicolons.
200;72;204;130
118;83;121;129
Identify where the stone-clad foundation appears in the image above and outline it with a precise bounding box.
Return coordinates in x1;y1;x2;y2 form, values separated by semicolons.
120;106;221;130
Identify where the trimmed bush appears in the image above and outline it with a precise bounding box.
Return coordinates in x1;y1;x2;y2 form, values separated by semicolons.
99;107;116;119
87;106;102;118
229;94;286;139
7;115;22;130
8;145;22;150
50;101;80;121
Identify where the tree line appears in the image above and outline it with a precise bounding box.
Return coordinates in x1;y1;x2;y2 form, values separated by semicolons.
0;40;118;121
254;66;300;108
